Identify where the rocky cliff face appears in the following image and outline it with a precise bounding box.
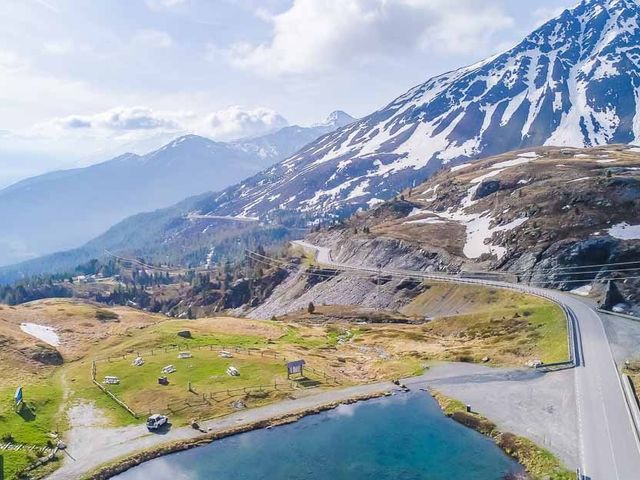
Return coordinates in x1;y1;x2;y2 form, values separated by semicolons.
310;145;640;314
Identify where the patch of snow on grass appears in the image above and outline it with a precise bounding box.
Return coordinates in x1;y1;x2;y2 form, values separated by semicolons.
470;169;504;185
20;323;60;347
608;222;640;240
596;159;616;163
404;217;447;225
451;163;472;172
518;152;539;158
463;215;528;259
491;157;532;169
569;177;591;183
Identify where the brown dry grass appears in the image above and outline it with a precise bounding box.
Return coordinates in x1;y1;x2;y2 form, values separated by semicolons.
0;298;166;360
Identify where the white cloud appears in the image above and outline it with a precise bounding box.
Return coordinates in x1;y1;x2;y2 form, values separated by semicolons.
47;106;182;132
132;29;174;48
0;49;28;72
43;40;75;55
532;6;568;27
34;105;288;142
226;0;514;76
145;0;188;10
201;106;288;139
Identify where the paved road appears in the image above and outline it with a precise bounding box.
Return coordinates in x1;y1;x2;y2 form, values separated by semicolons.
293;240;640;479
186;213;259;222
48;382;394;480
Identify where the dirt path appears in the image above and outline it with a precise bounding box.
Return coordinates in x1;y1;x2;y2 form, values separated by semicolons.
47;382;395;480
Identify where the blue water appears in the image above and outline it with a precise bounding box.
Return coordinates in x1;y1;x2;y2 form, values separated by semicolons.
114;392;522;480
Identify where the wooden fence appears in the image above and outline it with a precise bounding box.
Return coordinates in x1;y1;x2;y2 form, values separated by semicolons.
91;345;342;419
91;360;139;418
94;344;286;364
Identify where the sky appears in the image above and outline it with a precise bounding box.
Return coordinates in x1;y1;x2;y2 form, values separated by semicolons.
0;0;577;188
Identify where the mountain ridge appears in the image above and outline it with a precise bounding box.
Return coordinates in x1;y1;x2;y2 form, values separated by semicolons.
0;113;355;266
185;0;640;221
5;0;640;280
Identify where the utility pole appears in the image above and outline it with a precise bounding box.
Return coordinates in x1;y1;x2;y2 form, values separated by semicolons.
377;263;382;302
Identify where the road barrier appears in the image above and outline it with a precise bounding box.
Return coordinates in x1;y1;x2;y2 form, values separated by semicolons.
621;374;640;445
248;248;578;369
596;308;640;323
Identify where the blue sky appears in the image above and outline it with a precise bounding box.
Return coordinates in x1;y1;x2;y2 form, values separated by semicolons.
0;0;576;187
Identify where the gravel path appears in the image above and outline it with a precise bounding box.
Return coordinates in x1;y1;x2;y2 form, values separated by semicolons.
407;363;578;469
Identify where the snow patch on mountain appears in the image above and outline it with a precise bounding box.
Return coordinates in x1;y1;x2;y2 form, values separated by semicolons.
190;0;640;224
608;222;640;239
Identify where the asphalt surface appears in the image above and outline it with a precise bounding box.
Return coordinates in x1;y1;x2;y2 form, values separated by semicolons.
411;363;579;468
293;240;640;480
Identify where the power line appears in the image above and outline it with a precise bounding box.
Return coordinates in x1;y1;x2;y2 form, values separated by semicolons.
245;250;640;286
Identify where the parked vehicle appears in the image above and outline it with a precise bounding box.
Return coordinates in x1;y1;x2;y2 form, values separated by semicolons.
219;350;233;358
146;414;168;431
103;376;120;385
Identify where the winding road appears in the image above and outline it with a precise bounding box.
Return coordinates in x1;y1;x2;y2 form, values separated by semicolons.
292;240;640;480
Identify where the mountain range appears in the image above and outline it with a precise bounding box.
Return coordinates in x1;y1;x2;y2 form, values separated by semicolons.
0;111;355;266
186;0;640;221
3;0;640;282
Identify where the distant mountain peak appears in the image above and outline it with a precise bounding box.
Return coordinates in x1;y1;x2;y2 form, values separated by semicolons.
326;110;355;126
314;111;356;128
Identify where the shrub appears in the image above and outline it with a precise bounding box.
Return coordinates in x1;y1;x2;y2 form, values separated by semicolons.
95;309;119;321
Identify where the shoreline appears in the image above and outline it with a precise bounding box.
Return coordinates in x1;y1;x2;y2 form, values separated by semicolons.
46;370;572;480
428;388;573;480
82;390;389;480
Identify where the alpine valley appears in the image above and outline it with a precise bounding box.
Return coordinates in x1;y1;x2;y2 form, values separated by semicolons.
0;112;355;267
3;0;640;292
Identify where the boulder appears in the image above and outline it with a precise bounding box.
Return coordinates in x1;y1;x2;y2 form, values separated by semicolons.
473;180;501;200
599;280;626;311
25;344;63;365
177;330;192;339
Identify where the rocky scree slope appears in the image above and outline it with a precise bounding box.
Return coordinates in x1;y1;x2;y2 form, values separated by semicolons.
309;145;640;314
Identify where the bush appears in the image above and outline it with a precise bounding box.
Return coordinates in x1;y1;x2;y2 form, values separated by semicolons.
95;309;119;321
451;411;496;436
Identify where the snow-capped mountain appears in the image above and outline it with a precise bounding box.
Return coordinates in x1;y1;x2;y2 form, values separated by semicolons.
0;114;353;266
230;111;356;162
194;0;640;220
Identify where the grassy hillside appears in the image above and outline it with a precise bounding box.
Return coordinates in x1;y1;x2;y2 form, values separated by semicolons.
0;291;567;479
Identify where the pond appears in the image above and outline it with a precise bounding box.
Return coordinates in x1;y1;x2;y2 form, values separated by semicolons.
114;391;523;480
